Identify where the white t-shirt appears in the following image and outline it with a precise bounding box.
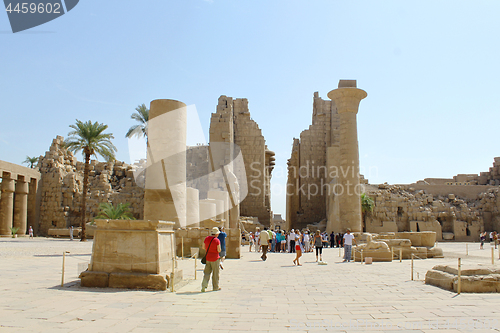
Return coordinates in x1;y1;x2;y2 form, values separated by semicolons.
303;234;310;242
343;233;355;246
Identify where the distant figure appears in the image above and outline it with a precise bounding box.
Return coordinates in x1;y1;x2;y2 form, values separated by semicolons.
259;227;271;261
293;230;303;266
314;230;323;262
343;229;357;262
480;231;486;249
303;231;311;253
201;227;222;292
69;226;74;241
248;232;254;252
280;231;286;253
493;231;498;249
289;229;296;253
217;227;227;270
330;232;335;248
28;226;33;239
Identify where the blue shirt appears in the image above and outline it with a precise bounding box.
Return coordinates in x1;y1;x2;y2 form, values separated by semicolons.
217;232;227;251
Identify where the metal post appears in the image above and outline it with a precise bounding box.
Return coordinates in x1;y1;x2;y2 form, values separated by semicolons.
411;254;414;281
181;237;184;260
360;249;363;264
399;248;402;263
170;233;175;292
339;247;341;257
391;246;394;260
353;247;356;262
61;251;66;287
194;253;197;280
457;258;462;295
492;247;495;265
466;243;468;256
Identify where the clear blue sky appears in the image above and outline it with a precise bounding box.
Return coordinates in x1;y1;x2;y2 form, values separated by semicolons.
1;1;499;217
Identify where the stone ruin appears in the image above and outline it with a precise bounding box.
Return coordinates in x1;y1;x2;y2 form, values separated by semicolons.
37;136;144;236
285;80;500;243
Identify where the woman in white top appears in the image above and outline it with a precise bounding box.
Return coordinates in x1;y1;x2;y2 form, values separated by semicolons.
293;230;303;266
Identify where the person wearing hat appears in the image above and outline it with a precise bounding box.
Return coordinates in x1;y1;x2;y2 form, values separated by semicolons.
342;228;357;262
201;227;222;292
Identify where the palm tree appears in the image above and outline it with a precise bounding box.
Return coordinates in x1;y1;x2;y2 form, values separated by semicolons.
95;202;136;220
361;193;375;232
65;120;117;241
23;156;39;169
125;104;149;142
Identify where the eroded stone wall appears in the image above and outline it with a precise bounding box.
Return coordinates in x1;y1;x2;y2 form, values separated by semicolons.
287;92;338;229
38;136;144;235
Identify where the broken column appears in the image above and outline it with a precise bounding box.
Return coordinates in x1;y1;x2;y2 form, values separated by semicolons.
143;99;187;228
327;80;367;232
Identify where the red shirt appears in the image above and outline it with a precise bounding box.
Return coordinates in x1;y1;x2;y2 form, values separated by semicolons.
204;236;221;262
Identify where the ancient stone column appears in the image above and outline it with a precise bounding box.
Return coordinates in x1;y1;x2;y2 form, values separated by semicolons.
0;172;15;236
13;175;29;235
144;99;187;228
327;80;367;232
186;187;200;228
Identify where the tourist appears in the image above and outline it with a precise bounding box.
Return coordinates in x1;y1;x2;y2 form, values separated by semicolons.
480;231;486;249
280;231;286;253
259;227;271;261
493;231;498;249
303;231;310;253
28;226;33;239
293;230;303;266
330;231;335;248
343;229;357;262
255;227;261;252
69;226;73;241
248;232;255;252
271;229;276;252
321;232;328;248
275;230;281;253
201;227;222;292
289;229;296;253
217;226;227;270
313;230;323;262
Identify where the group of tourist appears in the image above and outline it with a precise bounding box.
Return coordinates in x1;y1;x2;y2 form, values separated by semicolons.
480;230;498;249
201;226;358;292
244;227;357;264
245;228;348;254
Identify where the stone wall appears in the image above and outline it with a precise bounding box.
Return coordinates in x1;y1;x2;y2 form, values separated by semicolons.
37;136;144;235
365;184;500;241
213;96;273;226
287;92;338;229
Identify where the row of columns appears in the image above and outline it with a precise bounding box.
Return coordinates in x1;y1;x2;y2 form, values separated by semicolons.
0;171;36;236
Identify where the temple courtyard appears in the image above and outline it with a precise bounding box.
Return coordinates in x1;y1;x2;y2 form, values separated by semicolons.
0;238;499;333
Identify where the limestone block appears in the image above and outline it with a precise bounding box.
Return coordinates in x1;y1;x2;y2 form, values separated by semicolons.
108;272;167;291
80;271;109;288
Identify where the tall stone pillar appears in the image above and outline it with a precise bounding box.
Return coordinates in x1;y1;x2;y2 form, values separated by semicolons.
144;99;187;229
13;175;29;235
327;80;367;232
0;172;15;236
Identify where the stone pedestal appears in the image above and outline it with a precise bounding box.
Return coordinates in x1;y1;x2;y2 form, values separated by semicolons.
327;80;367;232
0;173;15;236
81;219;180;290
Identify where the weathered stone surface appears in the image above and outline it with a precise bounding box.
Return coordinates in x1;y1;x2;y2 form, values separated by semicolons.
79;271;109;288
426;264;500;293
108;272;167;291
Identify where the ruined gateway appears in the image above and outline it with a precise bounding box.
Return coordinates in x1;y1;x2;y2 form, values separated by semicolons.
286;81;500;240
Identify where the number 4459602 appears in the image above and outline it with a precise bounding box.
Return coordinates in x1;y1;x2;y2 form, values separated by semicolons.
5;2;61;14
